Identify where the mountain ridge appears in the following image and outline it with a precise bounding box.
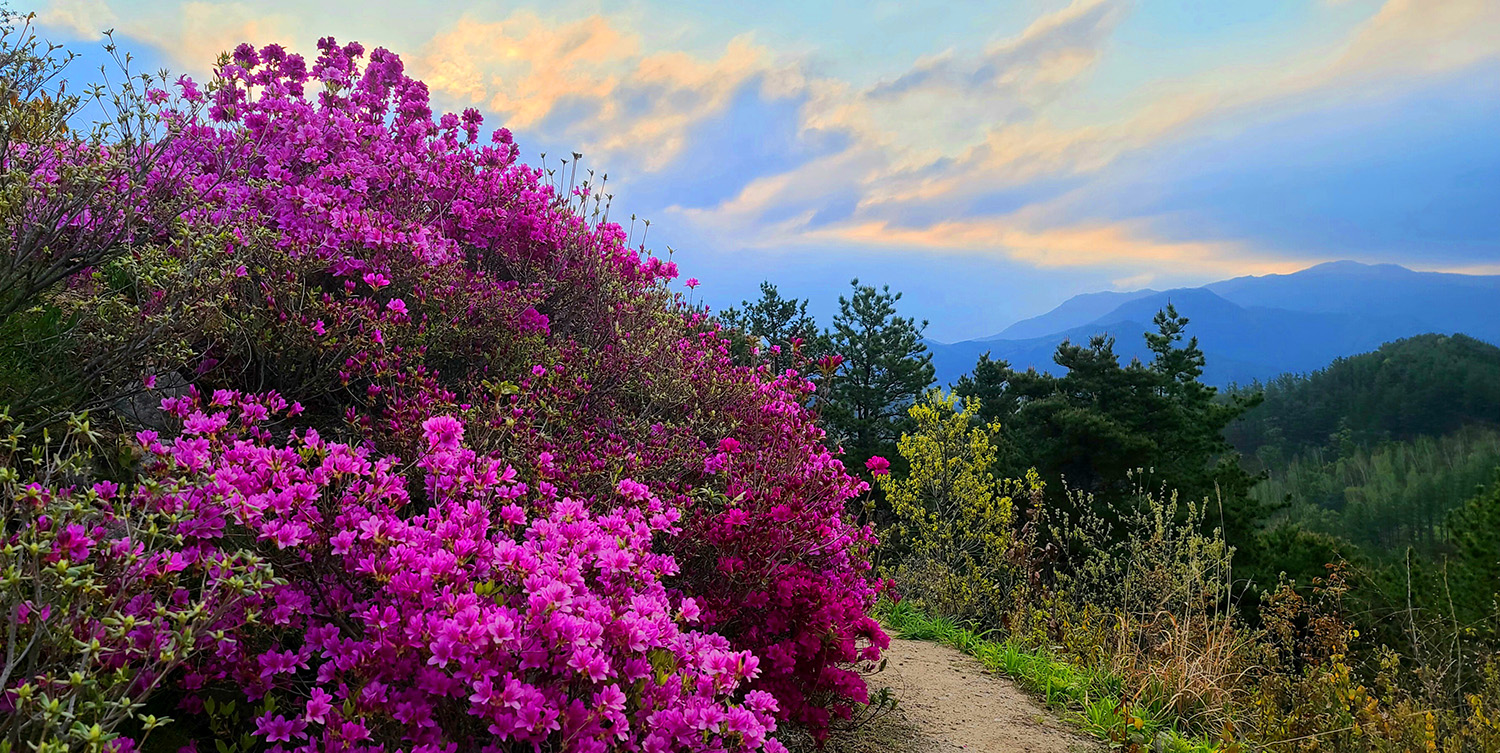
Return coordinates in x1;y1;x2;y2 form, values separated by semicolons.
925;261;1500;387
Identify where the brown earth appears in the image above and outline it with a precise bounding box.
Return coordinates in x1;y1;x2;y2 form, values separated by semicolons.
820;638;1101;753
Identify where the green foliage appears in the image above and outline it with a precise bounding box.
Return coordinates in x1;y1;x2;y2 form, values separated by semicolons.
955;305;1265;555
880;459;1500;751
0;14;201;423
821;279;934;473
1441;476;1500;640
877;390;1026;624
1253;427;1500;555
1226;333;1500;462
717;281;826;373
0;409;276;752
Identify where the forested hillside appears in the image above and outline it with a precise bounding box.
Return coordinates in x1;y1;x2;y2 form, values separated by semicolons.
1217;334;1500;562
1225;333;1500;460
1255;427;1500;553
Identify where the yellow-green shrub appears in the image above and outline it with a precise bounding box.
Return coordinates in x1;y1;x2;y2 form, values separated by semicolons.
877;390;1029;625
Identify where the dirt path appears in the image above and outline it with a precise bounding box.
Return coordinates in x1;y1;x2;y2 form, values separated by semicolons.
823;638;1100;753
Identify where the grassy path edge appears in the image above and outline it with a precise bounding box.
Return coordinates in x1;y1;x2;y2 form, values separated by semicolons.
876;600;1229;752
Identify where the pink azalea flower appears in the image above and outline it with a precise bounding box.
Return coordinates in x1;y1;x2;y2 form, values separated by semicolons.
304;688;334;724
421;415;464;450
254;713;305;743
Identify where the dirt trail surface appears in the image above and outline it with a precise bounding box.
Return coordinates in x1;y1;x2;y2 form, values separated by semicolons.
823;638;1100;753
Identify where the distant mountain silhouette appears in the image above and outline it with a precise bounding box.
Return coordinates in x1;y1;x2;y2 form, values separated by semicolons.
926;261;1500;386
990;288;1158;340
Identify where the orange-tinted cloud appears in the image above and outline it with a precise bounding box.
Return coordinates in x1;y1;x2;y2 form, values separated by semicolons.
416;12;787;170
799;217;1315;279
679;0;1500;275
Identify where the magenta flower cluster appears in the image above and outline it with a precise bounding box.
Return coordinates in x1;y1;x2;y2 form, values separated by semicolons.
139;389;785;751
7;36;885;749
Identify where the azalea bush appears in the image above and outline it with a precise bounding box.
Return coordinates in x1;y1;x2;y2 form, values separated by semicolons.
6;32;885;748
0;406;278;753
4;390;789;752
160;390;786;752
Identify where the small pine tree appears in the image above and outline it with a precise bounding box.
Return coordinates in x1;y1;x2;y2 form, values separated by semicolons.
822;279;934;474
954;307;1266;560
1445;474;1500;633
716;281;824;373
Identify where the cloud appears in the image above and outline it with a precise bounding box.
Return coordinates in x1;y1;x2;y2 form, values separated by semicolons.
868;0;1119;101
133;2;296;70
801;0;1125;165
670;0;1132;237
416;12;797;170
1111;272;1158;289
413;1;1126;179
42;0;298;71
1329;0;1500;80
38;0;116;40
795;216;1315;279
1413;262;1500;276
676;0;1500;276
943;0;1500;194
418;13;638;130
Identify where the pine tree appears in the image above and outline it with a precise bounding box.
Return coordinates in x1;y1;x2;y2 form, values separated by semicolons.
954;307;1265;555
822;279;935;473
1445;474;1500;631
717;281;825;373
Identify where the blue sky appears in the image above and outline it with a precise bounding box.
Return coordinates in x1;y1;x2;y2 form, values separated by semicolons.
35;0;1500;341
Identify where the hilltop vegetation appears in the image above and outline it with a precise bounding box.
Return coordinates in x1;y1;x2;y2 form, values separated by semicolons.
723;287;1500;750
1256;427;1500;552
718;274;1500;750
1227;333;1500;461
4;16;1499;753
1222;334;1500;556
0;29;882;752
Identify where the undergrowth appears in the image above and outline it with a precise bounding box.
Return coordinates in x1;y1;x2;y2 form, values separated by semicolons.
878;599;1225;752
868;390;1500;753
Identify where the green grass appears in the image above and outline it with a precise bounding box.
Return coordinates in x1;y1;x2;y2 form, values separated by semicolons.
876;599;1226;752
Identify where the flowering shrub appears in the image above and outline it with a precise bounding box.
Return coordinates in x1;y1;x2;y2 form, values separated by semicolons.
12;33;885;744
4;390;799;751
150;389;787;752
129;40;882;733
876;391;1021;627
0;408;277;752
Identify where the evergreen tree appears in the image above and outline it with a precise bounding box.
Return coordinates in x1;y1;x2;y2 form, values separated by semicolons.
717;281;824;373
954;307;1265;554
822;279;935;473
1444;473;1500;632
